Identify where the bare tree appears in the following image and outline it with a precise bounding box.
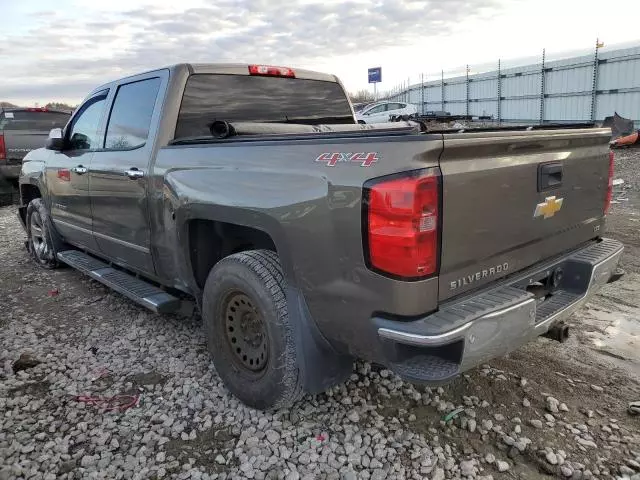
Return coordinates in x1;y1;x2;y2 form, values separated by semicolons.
349;90;375;104
45;102;76;113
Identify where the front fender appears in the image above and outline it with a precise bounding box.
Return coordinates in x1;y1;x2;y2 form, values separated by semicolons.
17;155;48;228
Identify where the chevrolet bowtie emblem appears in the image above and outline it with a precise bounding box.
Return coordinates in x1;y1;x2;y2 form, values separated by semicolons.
534;196;563;219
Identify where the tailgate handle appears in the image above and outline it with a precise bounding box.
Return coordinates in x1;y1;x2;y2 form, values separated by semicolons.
538;162;562;191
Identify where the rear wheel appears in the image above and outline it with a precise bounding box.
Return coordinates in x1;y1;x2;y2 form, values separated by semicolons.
202;250;303;409
26;198;62;269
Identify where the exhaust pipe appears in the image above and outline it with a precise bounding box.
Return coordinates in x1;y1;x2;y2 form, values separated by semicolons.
544;322;570;343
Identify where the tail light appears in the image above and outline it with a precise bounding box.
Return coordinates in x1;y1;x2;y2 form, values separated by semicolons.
364;169;440;279
604;150;614;215
0;134;6;161
248;65;295;78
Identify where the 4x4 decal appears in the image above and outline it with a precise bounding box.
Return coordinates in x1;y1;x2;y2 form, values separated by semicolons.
315;152;379;167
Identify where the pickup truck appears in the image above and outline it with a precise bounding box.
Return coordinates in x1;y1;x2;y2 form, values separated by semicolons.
18;63;623;410
1;107;71;182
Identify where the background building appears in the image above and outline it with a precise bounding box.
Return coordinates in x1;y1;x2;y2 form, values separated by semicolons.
384;44;640;126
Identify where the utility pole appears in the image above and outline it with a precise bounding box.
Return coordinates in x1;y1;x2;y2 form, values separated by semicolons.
466;65;470;117
540;48;546;125
497;59;502;124
441;70;445;112
421;73;425;115
590;38;604;122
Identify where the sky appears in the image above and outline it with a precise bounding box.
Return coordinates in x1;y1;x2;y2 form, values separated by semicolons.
2;0;640;105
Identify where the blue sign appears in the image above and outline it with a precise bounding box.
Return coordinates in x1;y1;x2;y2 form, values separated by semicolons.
368;67;382;83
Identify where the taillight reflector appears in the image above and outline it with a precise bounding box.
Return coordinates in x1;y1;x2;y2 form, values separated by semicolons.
604;150;614;215
365;169;440;279
0;134;6;161
26;107;48;112
248;65;295;78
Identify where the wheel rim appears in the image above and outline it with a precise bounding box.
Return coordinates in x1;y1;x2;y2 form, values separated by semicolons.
224;292;268;373
30;211;49;261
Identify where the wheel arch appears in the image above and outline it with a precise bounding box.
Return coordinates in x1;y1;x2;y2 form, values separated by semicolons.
174;203;295;297
18;182;43;228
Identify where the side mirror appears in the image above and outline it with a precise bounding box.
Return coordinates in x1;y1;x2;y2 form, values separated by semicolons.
45;128;64;151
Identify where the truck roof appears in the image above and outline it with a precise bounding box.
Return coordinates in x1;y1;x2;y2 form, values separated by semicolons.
88;63;340;98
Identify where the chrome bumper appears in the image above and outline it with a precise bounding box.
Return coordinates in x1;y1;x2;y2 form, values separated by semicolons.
376;238;624;383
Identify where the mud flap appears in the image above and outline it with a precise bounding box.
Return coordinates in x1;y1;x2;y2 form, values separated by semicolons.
285;286;353;394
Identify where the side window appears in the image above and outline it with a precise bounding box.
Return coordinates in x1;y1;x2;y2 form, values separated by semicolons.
387;103;402;111
105;77;161;150
366;105;386;114
67;96;107;151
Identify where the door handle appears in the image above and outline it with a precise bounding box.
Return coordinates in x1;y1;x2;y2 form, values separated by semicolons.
125;168;145;179
71;165;88;175
538;162;563;191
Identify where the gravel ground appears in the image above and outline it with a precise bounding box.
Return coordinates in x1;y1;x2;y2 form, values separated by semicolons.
1;151;639;480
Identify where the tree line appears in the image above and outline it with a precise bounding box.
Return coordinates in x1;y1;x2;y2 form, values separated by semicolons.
1;101;77;112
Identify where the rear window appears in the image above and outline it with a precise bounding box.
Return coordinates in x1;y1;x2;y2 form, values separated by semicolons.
0;110;70;131
175;74;354;139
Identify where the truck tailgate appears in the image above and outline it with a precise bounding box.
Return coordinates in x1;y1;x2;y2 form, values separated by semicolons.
438;128;611;301
2;130;48;162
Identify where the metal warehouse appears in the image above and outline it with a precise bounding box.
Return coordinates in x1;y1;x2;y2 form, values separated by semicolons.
386;44;640;125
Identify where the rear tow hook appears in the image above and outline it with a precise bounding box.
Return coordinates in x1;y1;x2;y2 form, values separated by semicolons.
544;322;570;343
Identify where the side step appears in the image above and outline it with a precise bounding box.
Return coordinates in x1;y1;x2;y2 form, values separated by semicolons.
57;250;181;314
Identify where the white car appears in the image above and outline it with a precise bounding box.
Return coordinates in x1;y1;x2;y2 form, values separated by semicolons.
355;102;418;124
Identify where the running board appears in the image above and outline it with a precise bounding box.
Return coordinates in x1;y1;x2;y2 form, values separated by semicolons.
56;250;181;314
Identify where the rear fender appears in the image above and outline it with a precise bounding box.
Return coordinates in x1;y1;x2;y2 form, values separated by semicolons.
173;203;352;394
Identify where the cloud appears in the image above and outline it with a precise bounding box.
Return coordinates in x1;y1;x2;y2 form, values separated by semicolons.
0;0;502;103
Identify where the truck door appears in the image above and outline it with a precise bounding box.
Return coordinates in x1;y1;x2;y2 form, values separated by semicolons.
47;92;109;251
88;74;164;275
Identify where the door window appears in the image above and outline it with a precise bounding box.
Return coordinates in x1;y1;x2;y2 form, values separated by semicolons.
104;77;161;150
67;96;107;151
365;105;386;114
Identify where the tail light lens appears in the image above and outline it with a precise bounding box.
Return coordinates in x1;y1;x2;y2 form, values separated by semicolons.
0;134;6;161
604;150;614;215
364;169;440;279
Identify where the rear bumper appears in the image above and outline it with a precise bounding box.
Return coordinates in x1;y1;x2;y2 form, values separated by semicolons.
374;238;624;384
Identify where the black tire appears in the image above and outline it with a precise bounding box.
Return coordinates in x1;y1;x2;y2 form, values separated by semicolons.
202;250;303;409
26;198;63;269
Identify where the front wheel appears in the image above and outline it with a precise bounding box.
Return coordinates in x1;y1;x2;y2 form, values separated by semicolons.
26;198;62;269
202;250;303;410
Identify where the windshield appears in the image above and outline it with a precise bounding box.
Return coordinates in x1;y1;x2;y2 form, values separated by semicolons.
175;74;355;139
0;110;70;131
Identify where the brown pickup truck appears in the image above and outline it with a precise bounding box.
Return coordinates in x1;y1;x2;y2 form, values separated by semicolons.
19;63;623;409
